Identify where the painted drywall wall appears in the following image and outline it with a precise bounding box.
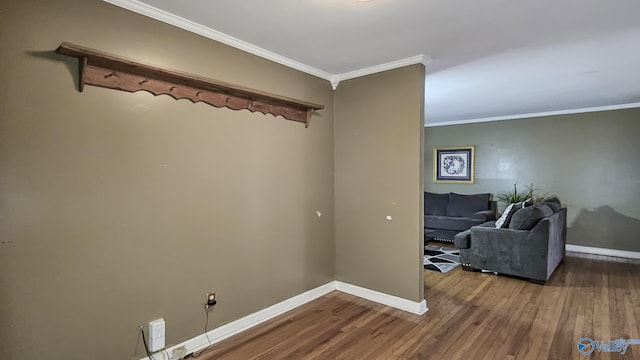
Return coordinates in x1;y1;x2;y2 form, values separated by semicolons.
0;0;334;359
335;65;426;303
424;109;640;252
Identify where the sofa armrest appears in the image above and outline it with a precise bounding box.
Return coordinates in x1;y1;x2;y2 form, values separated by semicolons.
455;221;495;249
454;229;471;249
472;209;496;221
533;209;567;278
469;226;548;280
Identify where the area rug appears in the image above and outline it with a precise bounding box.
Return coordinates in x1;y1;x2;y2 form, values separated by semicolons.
424;245;461;273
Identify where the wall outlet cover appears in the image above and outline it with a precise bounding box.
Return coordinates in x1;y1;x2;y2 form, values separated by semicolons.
148;318;165;352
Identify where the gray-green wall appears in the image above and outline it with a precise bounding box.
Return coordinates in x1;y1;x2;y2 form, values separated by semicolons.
424;109;640;252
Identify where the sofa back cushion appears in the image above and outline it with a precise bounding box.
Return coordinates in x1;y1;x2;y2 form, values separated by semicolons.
509;204;554;230
446;193;490;217
424;192;449;216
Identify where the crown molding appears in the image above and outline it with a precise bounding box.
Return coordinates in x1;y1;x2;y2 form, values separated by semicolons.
425;102;640;127
333;54;432;89
102;0;334;81
102;0;431;90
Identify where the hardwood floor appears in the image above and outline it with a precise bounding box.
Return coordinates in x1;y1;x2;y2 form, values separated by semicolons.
198;255;640;359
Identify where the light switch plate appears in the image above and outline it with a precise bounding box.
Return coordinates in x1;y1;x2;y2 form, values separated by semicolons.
148;318;165;352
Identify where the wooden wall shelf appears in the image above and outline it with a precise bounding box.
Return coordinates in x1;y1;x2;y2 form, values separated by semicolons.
55;42;324;127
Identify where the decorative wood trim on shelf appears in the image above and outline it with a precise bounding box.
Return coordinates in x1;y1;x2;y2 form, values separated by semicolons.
55;42;324;127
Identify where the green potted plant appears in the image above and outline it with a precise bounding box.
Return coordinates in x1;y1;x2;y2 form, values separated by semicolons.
495;183;540;208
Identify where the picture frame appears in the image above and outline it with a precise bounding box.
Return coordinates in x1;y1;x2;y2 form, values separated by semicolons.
433;146;475;184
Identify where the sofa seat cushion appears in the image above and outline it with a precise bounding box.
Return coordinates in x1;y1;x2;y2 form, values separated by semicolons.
509;204;554;230
424;192;449;216
425;215;485;231
446;193;491;217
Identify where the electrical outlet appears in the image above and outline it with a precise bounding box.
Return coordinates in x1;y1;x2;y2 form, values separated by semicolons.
148;318;165;352
205;292;217;309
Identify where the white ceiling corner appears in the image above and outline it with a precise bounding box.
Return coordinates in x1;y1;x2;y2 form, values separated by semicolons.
102;0;430;90
334;54;433;88
101;0;334;81
102;0;640;125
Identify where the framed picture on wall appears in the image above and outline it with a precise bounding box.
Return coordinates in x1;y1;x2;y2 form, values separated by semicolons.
433;146;475;183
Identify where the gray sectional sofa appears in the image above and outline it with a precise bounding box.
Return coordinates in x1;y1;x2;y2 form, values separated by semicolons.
454;198;567;284
424;192;497;242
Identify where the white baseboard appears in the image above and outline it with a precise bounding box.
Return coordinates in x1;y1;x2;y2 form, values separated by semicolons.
566;244;640;260
143;281;426;359
334;281;428;315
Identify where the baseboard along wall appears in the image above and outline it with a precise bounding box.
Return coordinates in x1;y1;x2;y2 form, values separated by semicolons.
138;244;638;359
139;244;639;359
335;281;428;315
143;281;427;360
566;244;640;260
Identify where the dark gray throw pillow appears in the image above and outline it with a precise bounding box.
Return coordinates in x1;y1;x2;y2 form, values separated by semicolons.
541;197;561;212
509;204;554;230
446;193;490;217
424;192;449;216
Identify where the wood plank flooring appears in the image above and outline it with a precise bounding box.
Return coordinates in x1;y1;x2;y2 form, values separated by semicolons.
197;254;640;359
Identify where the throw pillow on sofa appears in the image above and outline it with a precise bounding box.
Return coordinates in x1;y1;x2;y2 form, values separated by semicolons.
540;197;561;212
446;193;491;217
495;201;526;228
509;204;554;230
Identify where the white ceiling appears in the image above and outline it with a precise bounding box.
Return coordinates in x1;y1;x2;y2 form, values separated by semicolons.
106;0;640;125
